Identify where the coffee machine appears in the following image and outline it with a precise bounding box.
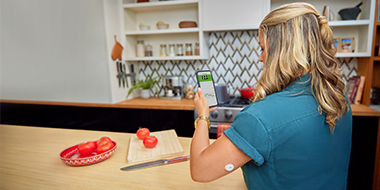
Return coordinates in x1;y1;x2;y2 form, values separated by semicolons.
160;76;183;100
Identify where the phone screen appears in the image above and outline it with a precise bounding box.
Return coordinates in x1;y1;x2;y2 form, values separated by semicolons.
196;70;218;107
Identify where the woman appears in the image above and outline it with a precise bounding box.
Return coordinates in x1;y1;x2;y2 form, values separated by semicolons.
191;2;352;190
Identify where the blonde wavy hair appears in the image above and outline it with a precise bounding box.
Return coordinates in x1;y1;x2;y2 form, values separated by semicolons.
253;2;349;131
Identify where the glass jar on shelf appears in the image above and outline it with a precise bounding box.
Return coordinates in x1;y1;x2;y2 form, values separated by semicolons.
194;42;200;56
177;44;184;56
145;43;153;57
136;40;145;57
168;44;176;57
185;43;192;56
160;44;167;57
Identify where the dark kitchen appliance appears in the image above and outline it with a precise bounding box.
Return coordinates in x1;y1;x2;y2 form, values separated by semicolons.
194;96;252;138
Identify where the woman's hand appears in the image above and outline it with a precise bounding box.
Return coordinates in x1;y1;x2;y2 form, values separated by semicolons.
194;88;217;117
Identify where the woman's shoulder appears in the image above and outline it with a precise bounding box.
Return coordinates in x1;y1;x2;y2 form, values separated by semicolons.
246;90;304;110
240;90;319;126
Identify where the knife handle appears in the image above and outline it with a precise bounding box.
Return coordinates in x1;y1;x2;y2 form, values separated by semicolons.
119;62;123;73
166;155;190;164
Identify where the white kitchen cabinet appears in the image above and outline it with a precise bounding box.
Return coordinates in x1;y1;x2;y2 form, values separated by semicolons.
271;0;375;57
201;0;270;31
121;0;209;61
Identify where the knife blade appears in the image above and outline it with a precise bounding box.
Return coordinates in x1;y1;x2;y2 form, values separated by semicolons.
123;63;129;88
129;63;136;85
120;155;189;171
116;62;121;87
120;62;125;88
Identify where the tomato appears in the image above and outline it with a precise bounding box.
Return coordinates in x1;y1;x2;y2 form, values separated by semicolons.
96;142;114;154
78;141;97;156
97;136;112;146
136;128;150;140
143;136;158;148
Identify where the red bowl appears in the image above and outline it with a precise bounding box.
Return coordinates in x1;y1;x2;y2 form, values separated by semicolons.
59;141;117;166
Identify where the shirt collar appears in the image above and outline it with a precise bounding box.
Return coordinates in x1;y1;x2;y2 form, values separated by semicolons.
284;74;312;93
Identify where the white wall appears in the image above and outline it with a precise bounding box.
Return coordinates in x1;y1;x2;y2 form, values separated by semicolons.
103;0;131;103
0;0;122;103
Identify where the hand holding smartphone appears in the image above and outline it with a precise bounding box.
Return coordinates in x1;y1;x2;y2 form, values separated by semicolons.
196;70;219;107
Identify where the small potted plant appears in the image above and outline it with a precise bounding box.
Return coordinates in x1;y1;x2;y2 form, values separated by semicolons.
127;76;160;99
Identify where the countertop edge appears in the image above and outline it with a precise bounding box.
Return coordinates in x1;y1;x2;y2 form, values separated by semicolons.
0;98;195;111
1;99;379;116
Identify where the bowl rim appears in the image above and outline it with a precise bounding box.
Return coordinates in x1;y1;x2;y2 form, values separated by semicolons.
59;141;117;161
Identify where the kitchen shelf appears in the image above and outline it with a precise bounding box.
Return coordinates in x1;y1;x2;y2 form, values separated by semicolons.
125;28;200;35
271;0;375;58
123;0;198;12
328;20;371;26
336;52;372;57
121;0;208;62
125;56;207;61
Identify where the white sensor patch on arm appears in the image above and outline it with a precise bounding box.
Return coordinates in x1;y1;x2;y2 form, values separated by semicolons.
225;164;234;172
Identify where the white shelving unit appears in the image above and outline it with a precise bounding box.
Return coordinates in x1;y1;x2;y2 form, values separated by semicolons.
271;0;376;57
121;0;209;61
201;0;270;32
120;0;375;61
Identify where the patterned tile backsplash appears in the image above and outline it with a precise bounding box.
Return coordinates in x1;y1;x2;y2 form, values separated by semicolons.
137;30;358;96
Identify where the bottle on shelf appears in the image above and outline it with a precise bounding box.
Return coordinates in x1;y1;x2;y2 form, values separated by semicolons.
160;44;167;57
185;43;193;56
168;44;176;57
194;42;200;56
136;40;145;57
145;43;153;57
177;44;184;56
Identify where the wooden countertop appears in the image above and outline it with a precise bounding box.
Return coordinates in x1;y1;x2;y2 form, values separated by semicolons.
0;97;195;111
1;98;380;116
0;124;246;190
116;97;194;110
350;104;380;117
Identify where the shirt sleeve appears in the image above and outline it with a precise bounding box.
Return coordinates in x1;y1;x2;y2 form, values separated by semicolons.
223;111;270;166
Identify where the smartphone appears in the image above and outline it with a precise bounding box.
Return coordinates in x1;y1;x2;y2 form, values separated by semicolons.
196;70;219;107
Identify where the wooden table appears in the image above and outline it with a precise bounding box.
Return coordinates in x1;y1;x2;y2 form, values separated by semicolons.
0;125;246;190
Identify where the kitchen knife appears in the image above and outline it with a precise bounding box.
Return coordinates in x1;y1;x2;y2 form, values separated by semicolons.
120;155;189;171
116;62;121;87
129;63;136;85
120;62;125;88
123;63;129;87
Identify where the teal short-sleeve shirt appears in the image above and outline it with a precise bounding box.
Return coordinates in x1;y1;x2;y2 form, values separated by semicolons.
224;74;352;190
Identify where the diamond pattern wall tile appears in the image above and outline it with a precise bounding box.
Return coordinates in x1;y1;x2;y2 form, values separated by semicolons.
137;31;358;96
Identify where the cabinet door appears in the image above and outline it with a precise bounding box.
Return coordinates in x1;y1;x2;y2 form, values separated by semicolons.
201;0;270;31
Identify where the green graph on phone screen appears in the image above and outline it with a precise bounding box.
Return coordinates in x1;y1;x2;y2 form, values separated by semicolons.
198;74;212;82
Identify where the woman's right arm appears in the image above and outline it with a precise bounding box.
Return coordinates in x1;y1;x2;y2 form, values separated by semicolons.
190;88;251;182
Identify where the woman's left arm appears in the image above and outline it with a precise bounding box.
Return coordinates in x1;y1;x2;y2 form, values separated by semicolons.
191;89;251;182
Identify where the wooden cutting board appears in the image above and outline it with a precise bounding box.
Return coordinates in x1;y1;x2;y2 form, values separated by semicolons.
127;129;184;163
